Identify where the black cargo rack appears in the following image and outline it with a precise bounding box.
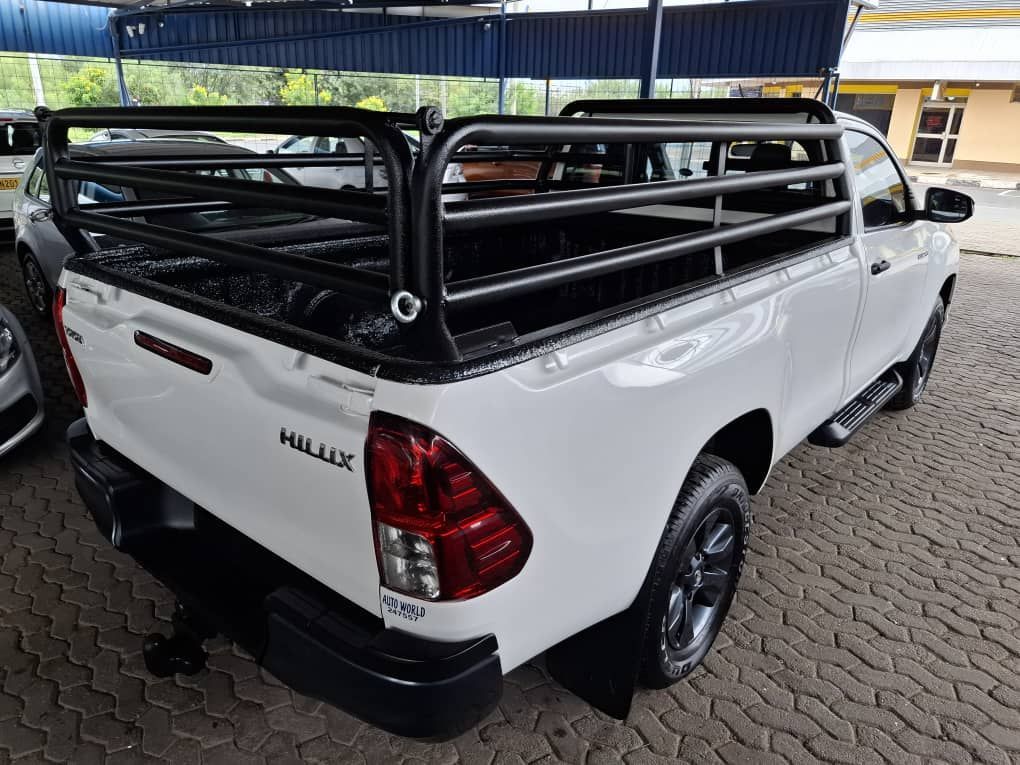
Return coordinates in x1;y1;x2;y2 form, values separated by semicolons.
41;99;852;367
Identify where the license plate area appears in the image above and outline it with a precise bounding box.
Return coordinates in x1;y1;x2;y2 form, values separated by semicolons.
0;178;19;191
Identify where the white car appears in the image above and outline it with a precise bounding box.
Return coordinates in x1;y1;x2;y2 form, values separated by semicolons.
0;111;40;235
274;132;466;193
47;100;968;738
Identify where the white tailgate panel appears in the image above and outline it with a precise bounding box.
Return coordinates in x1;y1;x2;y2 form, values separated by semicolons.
63;278;381;615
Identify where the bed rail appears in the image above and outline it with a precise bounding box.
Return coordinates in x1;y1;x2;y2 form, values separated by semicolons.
410;102;851;360
40;99;851;366
38;104;418;300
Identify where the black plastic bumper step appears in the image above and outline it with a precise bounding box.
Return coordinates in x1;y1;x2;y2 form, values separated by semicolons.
808;369;903;447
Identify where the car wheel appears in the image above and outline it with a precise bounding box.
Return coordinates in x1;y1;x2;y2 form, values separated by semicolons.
887;299;946;411
638;454;751;689
20;253;52;318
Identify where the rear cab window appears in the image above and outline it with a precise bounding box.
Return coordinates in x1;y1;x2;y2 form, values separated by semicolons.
1;122;40;157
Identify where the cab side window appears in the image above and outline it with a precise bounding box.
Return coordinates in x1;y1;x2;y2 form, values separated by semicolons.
315;137;347;154
845;131;908;229
278;136;317;154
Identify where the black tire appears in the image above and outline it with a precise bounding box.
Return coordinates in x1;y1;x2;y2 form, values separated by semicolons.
886;299;946;411
20;252;52;318
638;454;751;689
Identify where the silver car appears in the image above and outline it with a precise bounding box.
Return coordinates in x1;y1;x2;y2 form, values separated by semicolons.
87;128;225;144
13;139;305;316
0;304;44;458
1;111;41;236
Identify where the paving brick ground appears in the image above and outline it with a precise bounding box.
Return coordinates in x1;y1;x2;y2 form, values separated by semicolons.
0;246;1018;764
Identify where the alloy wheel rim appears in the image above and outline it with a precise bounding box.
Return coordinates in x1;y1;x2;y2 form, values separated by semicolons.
666;507;736;652
24;261;47;313
913;317;939;397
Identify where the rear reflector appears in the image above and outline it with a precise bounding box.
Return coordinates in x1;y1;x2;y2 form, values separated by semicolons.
53;287;88;407
134;331;213;375
366;412;532;601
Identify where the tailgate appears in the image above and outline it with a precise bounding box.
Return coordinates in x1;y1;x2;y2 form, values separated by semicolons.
60;274;382;615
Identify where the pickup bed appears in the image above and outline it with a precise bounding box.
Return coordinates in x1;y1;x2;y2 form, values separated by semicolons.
42;99;971;738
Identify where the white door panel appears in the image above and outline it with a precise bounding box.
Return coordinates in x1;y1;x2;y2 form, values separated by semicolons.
844;129;930;395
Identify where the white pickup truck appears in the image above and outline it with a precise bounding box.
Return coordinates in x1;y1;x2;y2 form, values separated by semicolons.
41;100;971;739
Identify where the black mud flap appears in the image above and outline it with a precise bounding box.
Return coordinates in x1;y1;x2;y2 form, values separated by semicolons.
545;600;648;719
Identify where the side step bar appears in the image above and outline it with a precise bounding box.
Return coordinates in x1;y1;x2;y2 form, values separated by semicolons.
808;369;903;447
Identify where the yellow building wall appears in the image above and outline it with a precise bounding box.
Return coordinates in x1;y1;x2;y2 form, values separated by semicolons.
954;89;1020;170
886;88;922;161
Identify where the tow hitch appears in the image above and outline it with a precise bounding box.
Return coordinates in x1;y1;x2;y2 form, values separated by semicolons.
143;603;214;677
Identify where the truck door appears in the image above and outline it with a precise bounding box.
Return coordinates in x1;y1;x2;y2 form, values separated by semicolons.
844;128;929;396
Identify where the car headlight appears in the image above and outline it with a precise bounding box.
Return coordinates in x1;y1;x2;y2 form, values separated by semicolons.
0;320;20;376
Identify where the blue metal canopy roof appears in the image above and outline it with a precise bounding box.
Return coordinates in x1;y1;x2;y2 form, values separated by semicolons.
3;0;851;80
1;0;113;59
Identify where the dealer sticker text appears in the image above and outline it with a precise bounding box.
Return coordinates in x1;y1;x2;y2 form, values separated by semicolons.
382;594;426;623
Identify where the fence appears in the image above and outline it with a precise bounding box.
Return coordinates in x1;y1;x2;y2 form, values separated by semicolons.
0;52;821;119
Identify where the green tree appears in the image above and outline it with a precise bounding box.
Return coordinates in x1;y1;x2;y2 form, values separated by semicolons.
355;95;386;111
64;65;115;107
446;81;498;117
187;84;231;106
125;70;167;105
279;72;332;106
508;81;542;116
183;63;282;105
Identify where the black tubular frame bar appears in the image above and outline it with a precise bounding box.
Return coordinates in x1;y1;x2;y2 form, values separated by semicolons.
40;105;418;296
411;104;850;361
41;101;852;367
558;96;839;123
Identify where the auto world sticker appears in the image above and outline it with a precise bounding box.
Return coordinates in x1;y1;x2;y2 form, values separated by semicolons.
382;593;426;623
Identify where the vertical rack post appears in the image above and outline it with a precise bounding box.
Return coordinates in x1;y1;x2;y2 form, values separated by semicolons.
712;141;727;276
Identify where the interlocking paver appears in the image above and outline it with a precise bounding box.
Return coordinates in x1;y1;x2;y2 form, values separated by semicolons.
1;247;1019;762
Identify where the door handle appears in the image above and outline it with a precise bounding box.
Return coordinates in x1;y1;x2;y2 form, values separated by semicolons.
871;260;891;276
29;208;53;222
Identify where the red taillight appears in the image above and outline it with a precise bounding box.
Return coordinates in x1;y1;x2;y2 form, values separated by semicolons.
366;412;532;601
52;287;88;407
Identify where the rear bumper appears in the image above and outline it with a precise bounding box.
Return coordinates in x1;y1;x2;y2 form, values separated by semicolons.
67;418;502;739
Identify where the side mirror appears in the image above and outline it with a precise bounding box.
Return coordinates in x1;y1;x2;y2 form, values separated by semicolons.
925;187;974;224
266;148;276;154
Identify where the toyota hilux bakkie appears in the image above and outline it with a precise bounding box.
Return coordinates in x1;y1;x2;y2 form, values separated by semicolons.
39;99;970;738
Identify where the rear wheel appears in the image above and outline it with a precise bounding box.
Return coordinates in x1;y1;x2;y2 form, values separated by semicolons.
20;252;52;318
887;299;946;411
638;454;751;689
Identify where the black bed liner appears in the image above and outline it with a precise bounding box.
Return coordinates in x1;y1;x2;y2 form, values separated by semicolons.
42;99;853;379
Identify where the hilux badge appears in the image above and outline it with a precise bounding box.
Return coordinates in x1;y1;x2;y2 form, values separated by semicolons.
280;428;356;472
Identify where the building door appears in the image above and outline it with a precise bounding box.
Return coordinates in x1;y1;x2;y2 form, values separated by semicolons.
910;103;965;166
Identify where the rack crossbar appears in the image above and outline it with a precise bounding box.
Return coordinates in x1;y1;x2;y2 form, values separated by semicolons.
444;200;851;310
56;160;387;224
444;163;846;232
83;154;388;170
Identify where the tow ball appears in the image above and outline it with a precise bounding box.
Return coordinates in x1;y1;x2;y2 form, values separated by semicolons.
142;603;214;677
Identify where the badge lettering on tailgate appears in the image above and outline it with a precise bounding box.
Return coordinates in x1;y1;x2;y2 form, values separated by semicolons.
65;326;84;346
382;594;426;623
279;428;356;472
